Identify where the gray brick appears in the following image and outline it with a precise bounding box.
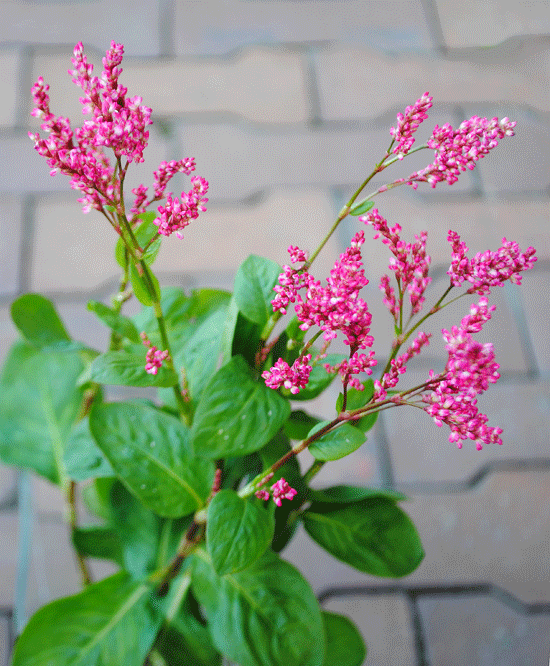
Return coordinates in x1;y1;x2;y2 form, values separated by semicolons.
176;121;475;203
314;38;550;121
0;2;162;56
32;47;309;125
0;466;16;508
324;594;414;666
173;0;432;55
461;104;550;194
155;188;341;281
0;613;10;666
404;470;550;604
434;0;550;48
519;270;550;375
0;196;23;297
0;47;20;128
418;594;550;666
385;376;550;485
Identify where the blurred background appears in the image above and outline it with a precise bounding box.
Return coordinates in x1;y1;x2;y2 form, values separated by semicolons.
0;1;549;664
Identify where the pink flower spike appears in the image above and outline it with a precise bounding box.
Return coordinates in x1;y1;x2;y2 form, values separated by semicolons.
390;92;433;159
271;478;298;507
262;355;312;395
255;489;270;502
141;331;169;375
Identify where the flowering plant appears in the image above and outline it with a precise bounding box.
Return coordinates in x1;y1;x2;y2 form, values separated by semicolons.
2;42;536;666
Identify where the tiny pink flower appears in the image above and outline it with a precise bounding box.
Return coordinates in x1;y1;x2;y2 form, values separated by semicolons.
271;478;298;507
141;332;169;375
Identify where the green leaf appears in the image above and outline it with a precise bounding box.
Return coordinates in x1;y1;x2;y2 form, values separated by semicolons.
63;416;115;481
89;350;178;387
191;356;290;459
233;255;281;326
191;549;325;666
322;611;366;666
303;497;424;577
231;311;262;368
283;410;321;440
290;354;345;401
89;401;214;517
129;262;160;306
115;215;162;268
81;477;117;523
207;490;275;575
349;199;375;216
87;300;141;343
11;572;162;666
0;341;85;483
10;293;71;349
307;422;366;461
72;526;123;565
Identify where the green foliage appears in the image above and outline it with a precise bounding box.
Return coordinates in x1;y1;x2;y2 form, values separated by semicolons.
191;549;325;666
90;401;214;517
63;416;114;481
0;341;85;483
10;293;73;350
233;255;281;326
89;349;179;387
321;611;366;666
307;421;366;461
87;300;141;343
303;491;424;577
349;199;375;216
207;490;275;575
191;356;290;458
10;573;162;666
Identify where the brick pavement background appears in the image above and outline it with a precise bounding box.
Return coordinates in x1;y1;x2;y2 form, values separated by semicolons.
0;1;549;665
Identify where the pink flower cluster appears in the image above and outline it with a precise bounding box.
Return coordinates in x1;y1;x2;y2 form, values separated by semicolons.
267;233;375;393
140;332;169;375
153;176;209;239
447;231;537;294
389;92;433;159
29;42;208;238
422;299;502;449
255;478;298;507
406;115;516;189
361;209;431;320
262;354;313;395
373;331;432;402
29;42;153;214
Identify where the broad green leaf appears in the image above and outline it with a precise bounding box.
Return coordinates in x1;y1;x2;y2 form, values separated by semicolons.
72;526;123;566
233;255;281;326
90;401;214;517
89;350;178;387
129;262;160;306
63;416;114;481
231;311;262;367
207;490;275;575
0;341;84;483
290;354;345;401
11;572;162;666
115;215;162;268
191;549;324;666
307;422;366;461
87;300;141;343
303;498;424;577
221;453;263;493
192;356;290;459
349;199;375;216
322;611;366;666
10;293;71;349
283;410;321;441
